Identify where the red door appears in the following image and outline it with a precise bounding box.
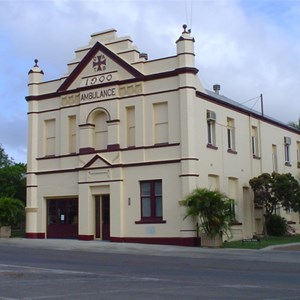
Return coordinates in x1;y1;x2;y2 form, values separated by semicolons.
47;199;78;239
101;195;110;240
95;195;110;240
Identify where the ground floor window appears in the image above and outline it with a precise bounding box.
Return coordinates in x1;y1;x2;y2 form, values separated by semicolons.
138;180;165;223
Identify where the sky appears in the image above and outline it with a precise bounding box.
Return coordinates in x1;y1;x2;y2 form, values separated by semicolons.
0;0;299;163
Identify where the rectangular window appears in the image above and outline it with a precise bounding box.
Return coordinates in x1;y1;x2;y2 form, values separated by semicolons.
94;112;108;150
44;119;56;156
297;142;300;168
272;144;278;172
207;110;216;146
251;126;259;157
228;177;238;221
68;115;76;153
227;117;235;151
140;180;163;221
126;106;135;147
284;136;291;164
208;174;219;190
153;102;168;144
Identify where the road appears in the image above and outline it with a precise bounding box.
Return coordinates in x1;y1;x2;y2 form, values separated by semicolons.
0;239;300;299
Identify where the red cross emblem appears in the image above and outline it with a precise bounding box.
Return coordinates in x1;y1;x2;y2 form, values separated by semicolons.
93;55;106;71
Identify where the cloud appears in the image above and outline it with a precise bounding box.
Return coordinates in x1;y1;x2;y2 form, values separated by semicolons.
0;0;299;163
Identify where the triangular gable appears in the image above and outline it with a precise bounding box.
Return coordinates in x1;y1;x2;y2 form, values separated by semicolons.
57;41;143;92
82;154;112;169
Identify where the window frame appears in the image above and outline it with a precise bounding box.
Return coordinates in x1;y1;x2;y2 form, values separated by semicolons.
135;180;166;224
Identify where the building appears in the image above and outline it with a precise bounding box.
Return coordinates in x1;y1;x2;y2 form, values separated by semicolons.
25;26;300;245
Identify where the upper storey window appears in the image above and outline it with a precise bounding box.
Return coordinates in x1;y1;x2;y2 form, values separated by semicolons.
284;136;291;165
126;106;135;147
227;117;236;151
153;102;168;144
44;119;56;156
68;115;76;154
251;126;260;158
94;111;108;150
207;110;216;147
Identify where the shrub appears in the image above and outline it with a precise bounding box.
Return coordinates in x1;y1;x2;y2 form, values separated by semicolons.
182;188;233;238
0;197;24;227
266;215;288;236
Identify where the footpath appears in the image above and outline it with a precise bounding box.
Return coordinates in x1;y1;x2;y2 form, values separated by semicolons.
1;238;300;260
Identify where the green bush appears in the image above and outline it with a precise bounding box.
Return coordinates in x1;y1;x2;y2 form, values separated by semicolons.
0;197;24;227
266;214;288;236
182;188;233;238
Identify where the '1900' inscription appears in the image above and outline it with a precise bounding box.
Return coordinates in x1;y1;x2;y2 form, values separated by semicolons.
80;88;116;101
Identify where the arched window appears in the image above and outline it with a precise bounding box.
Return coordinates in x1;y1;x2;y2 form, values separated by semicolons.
94;111;108;150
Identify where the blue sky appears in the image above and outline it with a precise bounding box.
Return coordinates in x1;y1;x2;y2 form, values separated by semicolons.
1;0;299;163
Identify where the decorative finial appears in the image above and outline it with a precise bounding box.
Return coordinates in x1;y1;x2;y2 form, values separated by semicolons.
182;24;187;33
34;59;39;67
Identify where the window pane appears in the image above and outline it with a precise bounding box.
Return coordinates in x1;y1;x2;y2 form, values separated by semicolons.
227;129;231;149
207;122;212;144
142;197;151;217
141;182;150;196
154;181;162;195
155;197;162;217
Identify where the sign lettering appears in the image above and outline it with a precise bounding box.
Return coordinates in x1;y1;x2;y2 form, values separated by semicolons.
80;87;117;102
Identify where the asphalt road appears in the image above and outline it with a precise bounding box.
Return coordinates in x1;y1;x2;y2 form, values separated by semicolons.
1;239;300;299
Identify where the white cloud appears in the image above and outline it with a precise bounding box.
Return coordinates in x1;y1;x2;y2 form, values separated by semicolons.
0;0;299;162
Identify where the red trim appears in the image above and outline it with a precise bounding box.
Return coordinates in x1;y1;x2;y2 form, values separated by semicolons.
79;147;95;154
107;144;120;150
83;154;112;168
197;90;300;135
78;235;94;241
35;158;182;176
206;144;218;150
26;68;198;102
57;41;143;92
107;119;120;123
179;174;199;177
110;237;198;247
25;232;45;239
227;149;238;154
135;219;166;224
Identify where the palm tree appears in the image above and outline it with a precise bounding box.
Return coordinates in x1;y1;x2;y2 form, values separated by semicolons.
182;188;233;239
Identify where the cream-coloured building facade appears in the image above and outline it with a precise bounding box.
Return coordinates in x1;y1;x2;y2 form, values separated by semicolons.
26;27;300;245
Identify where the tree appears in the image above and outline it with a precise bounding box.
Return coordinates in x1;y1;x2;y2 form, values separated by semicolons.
0;197;24;227
182;188;233;238
249;172;300;235
0;163;26;203
0;144;13;168
288;118;300;130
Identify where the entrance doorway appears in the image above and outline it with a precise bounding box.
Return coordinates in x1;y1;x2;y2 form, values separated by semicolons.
47;198;78;239
95;195;110;240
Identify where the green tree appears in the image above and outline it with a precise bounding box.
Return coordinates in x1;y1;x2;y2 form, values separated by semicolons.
0;163;26;203
0;144;13;168
0;197;24;227
288;118;300;130
249;172;300;235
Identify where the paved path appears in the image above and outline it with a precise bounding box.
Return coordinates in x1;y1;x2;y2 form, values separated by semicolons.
1;237;300;256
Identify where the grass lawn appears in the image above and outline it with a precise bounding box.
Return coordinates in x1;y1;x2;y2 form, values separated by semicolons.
223;235;300;250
